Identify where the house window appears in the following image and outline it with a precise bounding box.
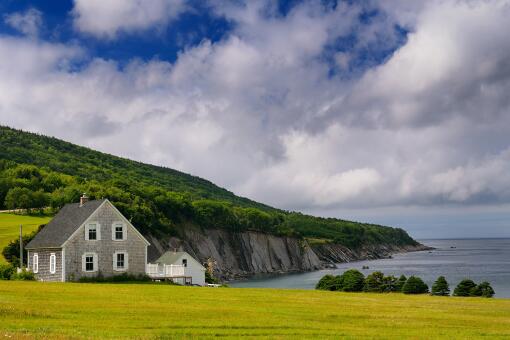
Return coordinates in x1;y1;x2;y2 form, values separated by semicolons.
85;256;94;271
85;223;100;240
49;253;56;274
82;253;98;272
33;253;39;273
182;259;187;267
112;222;125;241
113;251;128;271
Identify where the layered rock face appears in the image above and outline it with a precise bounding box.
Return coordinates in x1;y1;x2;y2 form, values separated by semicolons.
147;226;429;280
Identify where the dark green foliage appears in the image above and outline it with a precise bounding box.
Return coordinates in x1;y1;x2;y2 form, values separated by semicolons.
10;268;35;281
78;273;151;283
2;228;41;267
402;276;429;294
0;264;15;280
315;274;344;291
364;271;385;292
396;275;407;292
381;275;399;292
470;282;495;298
205;271;219;284
453;279;477;297
0;126;419;247
431;276;450;296
340;269;365;292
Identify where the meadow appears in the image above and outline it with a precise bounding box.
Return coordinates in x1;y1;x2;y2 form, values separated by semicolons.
0;213;51;264
0;281;509;339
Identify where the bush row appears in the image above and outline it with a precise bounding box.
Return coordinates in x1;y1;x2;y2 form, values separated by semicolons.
316;270;495;297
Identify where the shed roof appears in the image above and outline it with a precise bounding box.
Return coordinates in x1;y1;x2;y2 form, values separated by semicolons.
156;251;205;269
26;199;106;249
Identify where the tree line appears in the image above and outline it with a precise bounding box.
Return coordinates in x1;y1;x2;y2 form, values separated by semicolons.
316;270;495;298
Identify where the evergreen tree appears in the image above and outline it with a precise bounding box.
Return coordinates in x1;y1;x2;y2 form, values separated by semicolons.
453;279;477;297
431;276;450;296
402;276;429;294
364;271;385;292
340;269;365;292
470;282;495;298
382;275;399;292
396;274;407;292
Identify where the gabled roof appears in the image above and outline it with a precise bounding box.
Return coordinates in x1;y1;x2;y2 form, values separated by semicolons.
26;199;106;249
156;251;206;269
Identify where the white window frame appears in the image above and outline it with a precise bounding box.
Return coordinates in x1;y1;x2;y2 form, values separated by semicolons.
82;252;98;272
49;253;56;274
33;253;39;273
85;223;101;241
113;251;129;271
111;221;127;241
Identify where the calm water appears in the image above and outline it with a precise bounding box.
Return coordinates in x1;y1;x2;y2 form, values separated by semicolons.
230;239;510;298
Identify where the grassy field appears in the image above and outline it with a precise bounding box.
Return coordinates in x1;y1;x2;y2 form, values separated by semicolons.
0;213;51;264
0;281;509;339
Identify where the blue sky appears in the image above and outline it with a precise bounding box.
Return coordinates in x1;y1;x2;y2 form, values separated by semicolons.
1;0;510;239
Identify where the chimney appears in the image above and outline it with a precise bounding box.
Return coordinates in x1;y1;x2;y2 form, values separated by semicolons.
80;194;89;207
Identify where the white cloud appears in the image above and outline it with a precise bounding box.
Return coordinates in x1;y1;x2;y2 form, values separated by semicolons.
72;0;186;39
4;8;43;38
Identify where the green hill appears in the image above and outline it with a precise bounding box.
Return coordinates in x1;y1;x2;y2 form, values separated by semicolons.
0;125;417;249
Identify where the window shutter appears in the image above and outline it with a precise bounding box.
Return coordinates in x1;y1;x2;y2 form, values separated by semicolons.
93;254;98;271
125;252;129;270
113;253;116;270
85;225;89;240
112;224;115;240
97;224;101;240
81;254;86;272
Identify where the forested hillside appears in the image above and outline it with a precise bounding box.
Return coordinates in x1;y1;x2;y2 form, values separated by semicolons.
0;126;417;249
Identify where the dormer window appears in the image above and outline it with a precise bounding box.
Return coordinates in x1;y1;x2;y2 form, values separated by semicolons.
112;222;126;241
85;223;101;240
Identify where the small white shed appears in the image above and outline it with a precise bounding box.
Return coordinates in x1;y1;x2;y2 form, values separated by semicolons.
156;251;206;286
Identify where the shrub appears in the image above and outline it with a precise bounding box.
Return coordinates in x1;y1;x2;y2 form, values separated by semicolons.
10;268;35;281
453;279;477;297
364;271;385;292
205;271;219;284
396;275;407;292
315;274;343;291
431;276;450;296
0;264;15;280
470;282;495;298
381;275;399;292
78;273;151;283
340;269;365;292
402;276;428;294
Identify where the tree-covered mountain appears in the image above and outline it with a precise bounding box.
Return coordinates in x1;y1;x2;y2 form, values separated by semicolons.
0;125;418;249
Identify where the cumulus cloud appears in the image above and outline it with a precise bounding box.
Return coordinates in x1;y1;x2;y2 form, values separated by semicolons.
1;0;510;235
71;0;186;38
4;8;43;38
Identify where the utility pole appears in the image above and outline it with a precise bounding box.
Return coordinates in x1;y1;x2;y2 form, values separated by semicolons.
19;224;23;269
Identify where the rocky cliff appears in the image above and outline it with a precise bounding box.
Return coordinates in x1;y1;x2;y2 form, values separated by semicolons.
147;225;429;280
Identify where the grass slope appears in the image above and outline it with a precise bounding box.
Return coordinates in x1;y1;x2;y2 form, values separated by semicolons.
1;282;509;339
0;214;50;264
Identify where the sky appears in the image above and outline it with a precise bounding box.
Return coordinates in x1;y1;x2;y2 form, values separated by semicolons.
1;0;510;239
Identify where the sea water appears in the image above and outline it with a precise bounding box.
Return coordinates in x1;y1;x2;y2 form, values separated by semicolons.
229;239;510;298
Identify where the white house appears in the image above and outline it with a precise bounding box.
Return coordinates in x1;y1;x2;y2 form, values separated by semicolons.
147;251;206;286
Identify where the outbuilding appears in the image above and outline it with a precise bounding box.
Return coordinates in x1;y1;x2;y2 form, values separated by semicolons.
155;251;206;286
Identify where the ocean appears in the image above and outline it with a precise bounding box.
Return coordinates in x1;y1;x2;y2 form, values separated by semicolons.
229;238;510;298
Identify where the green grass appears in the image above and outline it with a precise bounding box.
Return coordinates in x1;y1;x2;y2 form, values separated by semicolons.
0;213;51;264
0;282;509;339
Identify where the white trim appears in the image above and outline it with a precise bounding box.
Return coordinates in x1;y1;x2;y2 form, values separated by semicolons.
49;253;56;274
113;251;129;271
62;248;66;282
85;222;101;241
105;200;150;246
111;221;127;241
82;252;98;273
62;200;109;248
33;253;38;273
62;199;149;248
